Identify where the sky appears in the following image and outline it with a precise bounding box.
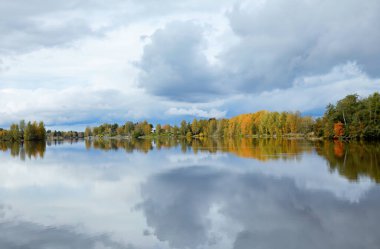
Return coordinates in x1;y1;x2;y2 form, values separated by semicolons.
0;0;379;129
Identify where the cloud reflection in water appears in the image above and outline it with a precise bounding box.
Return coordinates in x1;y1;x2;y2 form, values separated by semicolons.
139;166;380;249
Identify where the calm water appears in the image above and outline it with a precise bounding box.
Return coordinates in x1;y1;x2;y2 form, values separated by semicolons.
0;138;379;249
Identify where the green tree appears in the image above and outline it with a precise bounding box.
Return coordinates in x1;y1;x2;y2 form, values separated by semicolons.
10;123;20;141
180;120;187;136
37;121;46;140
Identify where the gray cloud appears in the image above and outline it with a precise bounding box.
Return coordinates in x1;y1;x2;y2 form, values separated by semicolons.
222;0;380;92
0;0;112;55
0;0;229;56
138;0;380;101
0;59;7;72
138;21;222;102
0;19;96;55
138;166;380;249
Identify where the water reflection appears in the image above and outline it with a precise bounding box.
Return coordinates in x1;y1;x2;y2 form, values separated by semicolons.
315;141;380;183
138;166;380;249
46;138;82;146
82;138;380;183
0;220;128;249
0;141;46;160
0;138;379;249
1;138;380;184
85;137;312;161
90;138;153;153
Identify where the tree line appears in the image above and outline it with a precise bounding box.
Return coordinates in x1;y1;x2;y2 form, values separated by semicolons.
85;111;314;139
46;130;85;139
314;92;379;139
85;92;379;140
85;121;153;138
0;120;46;141
1;92;378;141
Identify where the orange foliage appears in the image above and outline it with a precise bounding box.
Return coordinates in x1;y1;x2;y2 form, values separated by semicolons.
162;124;171;132
228;111;269;136
333;122;345;137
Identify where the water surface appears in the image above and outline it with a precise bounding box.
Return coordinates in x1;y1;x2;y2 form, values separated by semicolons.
0;138;379;249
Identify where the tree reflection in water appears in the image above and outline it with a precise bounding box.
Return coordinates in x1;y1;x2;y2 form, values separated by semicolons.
1;138;379;183
0;141;46;160
315;140;380;183
85;137;312;161
85;137;380;183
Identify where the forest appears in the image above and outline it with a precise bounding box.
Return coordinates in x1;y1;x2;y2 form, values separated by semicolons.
86;111;313;139
86;93;379;140
314;92;379;139
0;120;46;141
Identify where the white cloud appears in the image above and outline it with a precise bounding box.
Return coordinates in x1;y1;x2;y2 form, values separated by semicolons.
221;62;380;116
166;106;226;118
0;86;163;126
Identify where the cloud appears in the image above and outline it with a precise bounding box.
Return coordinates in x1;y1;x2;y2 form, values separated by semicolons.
222;0;380;92
0;19;97;55
0;1;109;55
136;0;380;104
0;0;233;57
221;62;380;116
0;59;8;73
137;21;222;101
0;86;165;126
166;107;226;118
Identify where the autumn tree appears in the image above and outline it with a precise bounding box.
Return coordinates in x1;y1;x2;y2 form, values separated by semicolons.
155;124;162;135
191;118;200;135
333;122;345;138
9;124;20;141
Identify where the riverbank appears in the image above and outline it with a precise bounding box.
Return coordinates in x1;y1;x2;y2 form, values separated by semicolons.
84;133;325;141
